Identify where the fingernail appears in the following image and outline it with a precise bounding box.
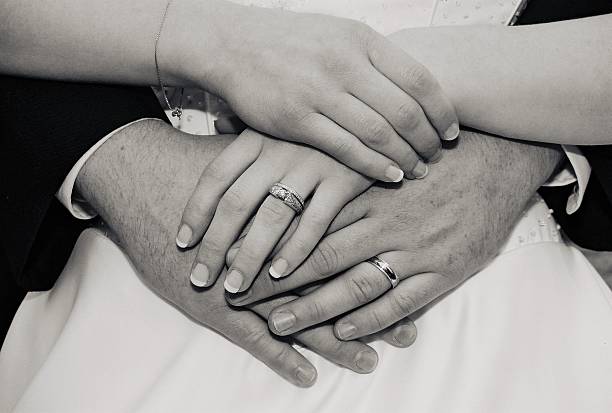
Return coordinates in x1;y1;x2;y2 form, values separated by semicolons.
355;350;378;372
335;322;357;340
295;365;317;387
190;263;209;288
384;165;404;182
443;123;460;141
224;269;243;293
176;224;193;248
226;248;238;265
394;326;418;347
429;149;443;164
412;161;429;179
271;311;296;333
269;258;289;279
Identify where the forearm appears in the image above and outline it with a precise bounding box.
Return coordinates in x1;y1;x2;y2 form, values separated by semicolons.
0;0;225;88
75;120;232;313
389;15;612;145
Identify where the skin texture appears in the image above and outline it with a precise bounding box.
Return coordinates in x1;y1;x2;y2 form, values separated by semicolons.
0;0;458;181
388;16;612;145
74;119;562;385
75;120;381;387
225;131;563;340
178;129;374;293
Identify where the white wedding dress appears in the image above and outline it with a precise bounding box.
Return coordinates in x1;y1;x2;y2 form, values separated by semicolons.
2;1;612;412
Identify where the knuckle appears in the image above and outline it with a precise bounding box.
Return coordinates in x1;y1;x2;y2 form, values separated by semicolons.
259;199;291;222
363;121;391;147
346;273;379;304
400;63;434;94
219;188;248;215
393;290;421;317
309;241;341;276
202;162;226;184
329;137;355;159
268;343;294;366
396;101;420;125
399;104;424;132
242;327;268;350
307;299;328;322
371;310;388;331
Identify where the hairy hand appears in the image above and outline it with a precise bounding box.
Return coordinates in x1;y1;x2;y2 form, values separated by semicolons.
75;120;380;386
227;131;563;340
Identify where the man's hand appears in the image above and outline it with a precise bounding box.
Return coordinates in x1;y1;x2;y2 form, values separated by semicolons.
74;120;379;386
227;131;563;340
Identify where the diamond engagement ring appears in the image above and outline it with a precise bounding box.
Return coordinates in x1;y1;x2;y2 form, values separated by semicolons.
269;183;305;214
366;256;400;289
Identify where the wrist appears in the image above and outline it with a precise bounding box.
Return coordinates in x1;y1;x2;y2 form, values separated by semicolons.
159;0;237;92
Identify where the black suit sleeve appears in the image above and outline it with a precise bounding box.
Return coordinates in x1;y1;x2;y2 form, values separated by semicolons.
518;0;612;250
0;76;168;291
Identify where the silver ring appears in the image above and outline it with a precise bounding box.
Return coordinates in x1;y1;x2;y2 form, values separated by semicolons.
269;183;305;215
366;256;399;289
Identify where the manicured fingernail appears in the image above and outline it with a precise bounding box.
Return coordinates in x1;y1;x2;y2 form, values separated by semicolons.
355;350;378;372
394;326;418;347
190;263;209;287
269;258;288;279
295;365;317;386
429;149;443;164
412;161;429;179
443;123;460;141
224;269;243;293
384;165;404;182
271;311;296;333
226;248;238;265
176;224;192;248
335;322;357;340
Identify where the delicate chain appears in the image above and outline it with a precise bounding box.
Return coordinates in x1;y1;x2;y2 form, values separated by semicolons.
155;0;183;119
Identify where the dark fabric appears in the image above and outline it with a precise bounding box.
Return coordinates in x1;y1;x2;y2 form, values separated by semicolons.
516;0;612;250
1;76;166;343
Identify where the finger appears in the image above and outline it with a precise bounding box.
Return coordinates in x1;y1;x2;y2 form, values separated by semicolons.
369;317;418;348
267;252;409;336
334;272;450;340
367;36;459;142
222;308;318;387
191;163;280;288
250;296;378;374
177;131;262;249
225;175;317;293
269;177;370;279
228;179;372;268
228;218;383;306
352;68;443;162
295;113;405;183
324;95;428;178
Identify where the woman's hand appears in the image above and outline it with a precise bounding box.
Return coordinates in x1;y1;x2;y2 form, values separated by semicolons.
175;1;458;181
225;131;562;340
176;129;374;293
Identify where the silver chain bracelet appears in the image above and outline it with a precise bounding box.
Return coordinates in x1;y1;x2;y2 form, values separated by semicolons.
155;0;184;119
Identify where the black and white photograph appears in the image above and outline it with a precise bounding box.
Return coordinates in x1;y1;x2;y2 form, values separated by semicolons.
1;0;611;411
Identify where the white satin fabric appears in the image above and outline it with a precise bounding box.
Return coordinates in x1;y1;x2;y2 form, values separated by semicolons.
2;205;612;412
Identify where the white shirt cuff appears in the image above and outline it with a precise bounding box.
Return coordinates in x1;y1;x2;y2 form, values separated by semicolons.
542;145;591;215
56;118;164;219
